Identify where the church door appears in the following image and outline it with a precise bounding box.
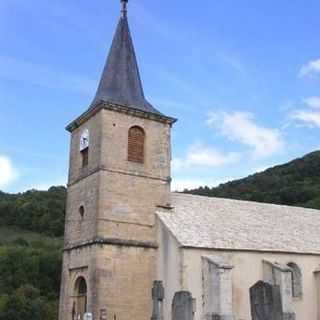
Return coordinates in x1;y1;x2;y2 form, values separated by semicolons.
74;277;87;320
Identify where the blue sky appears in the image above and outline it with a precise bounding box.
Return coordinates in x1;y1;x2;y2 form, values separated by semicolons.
1;0;320;192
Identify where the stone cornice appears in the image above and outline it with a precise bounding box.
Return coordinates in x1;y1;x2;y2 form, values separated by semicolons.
66;101;177;132
64;237;158;252
182;245;320;256
67;165;171;187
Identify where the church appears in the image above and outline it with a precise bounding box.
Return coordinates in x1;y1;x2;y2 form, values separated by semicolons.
59;1;320;320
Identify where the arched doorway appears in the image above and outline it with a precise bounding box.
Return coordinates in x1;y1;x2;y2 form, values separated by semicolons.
73;277;87;320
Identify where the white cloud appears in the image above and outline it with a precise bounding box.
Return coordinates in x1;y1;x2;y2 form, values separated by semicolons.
299;58;320;77
20;176;67;192
304;96;320;109
291;110;320;128
171;177;234;192
0;155;18;188
172;144;240;170
171;179;211;192
290;97;320;128
207;111;283;158
33;181;67;191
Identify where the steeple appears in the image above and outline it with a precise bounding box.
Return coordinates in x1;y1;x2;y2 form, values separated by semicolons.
91;0;161;115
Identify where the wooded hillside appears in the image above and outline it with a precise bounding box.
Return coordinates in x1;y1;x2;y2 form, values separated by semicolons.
185;151;320;210
0;187;65;320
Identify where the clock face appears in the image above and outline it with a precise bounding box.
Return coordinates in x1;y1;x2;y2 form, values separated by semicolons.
80;129;89;151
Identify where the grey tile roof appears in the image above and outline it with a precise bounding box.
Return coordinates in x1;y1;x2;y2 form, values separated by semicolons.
156;193;320;254
91;15;162;116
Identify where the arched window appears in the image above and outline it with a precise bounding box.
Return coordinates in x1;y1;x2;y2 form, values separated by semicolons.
287;262;303;298
128;126;145;163
74;277;87;320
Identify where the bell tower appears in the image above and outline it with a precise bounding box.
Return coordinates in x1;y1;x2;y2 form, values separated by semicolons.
58;1;176;320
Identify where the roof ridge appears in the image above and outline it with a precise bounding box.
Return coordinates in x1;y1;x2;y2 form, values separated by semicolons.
171;192;320;213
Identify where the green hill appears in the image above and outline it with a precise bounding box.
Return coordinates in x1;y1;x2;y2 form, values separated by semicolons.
0;186;66;237
185;150;320;210
0;187;65;320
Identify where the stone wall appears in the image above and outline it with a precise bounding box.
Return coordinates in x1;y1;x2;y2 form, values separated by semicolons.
156;218;183;320
59;243;157;320
60;107;172;320
100;109;171;181
65;108;172;245
68;111;103;186
263;260;295;318
178;248;320;320
64;171;100;246
201;256;234;320
59;245;97;320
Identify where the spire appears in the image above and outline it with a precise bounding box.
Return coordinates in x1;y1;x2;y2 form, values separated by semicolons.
91;0;162;115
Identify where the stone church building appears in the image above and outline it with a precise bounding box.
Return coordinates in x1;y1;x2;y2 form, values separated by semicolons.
59;1;320;320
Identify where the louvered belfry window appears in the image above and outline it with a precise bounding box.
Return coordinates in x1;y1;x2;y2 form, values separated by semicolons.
128;126;145;163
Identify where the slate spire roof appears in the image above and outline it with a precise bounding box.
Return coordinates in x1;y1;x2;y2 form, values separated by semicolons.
66;1;176;132
91;0;162;115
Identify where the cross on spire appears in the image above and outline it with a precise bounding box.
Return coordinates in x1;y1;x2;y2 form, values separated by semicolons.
121;0;128;18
